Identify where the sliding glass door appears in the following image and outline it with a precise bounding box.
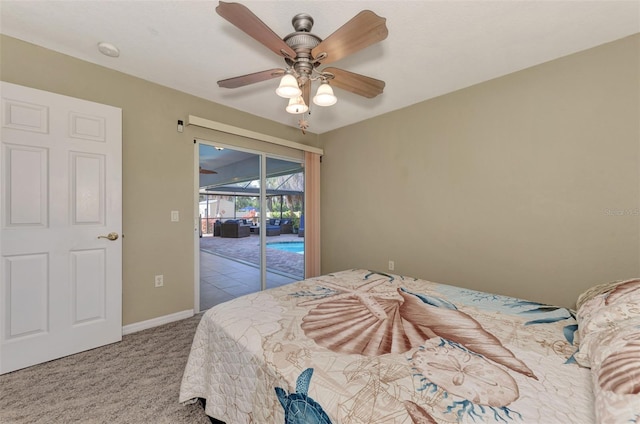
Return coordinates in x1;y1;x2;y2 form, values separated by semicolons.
198;144;261;309
198;142;304;310
265;157;305;289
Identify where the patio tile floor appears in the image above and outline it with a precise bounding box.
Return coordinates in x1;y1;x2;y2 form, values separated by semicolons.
199;233;303;311
200;233;304;278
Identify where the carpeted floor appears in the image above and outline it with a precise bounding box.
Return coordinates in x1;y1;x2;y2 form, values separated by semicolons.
0;314;211;424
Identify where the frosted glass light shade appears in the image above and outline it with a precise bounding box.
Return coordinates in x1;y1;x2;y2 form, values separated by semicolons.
276;74;302;98
286;97;309;114
313;82;337;106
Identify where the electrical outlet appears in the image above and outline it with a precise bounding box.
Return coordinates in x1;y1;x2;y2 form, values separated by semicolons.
388;260;395;271
154;274;164;287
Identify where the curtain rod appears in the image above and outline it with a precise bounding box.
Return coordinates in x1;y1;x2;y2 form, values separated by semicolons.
187;115;323;155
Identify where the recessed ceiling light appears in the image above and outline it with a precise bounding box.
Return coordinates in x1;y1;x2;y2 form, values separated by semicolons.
97;42;120;58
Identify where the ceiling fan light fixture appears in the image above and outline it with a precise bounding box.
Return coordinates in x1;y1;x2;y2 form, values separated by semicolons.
313;81;337;107
275;73;302;98
286;96;309;114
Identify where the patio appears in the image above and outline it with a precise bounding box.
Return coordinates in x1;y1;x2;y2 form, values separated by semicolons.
200;233;304;279
199;233;305;310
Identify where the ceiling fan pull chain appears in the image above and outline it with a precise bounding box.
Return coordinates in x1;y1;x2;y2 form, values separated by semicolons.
298;111;310;135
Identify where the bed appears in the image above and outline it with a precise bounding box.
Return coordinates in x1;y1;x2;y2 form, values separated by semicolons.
179;269;640;423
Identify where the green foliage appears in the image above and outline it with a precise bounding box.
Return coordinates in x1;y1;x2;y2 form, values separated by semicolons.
235;196;259;211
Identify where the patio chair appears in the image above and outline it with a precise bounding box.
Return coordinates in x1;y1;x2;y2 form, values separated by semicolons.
268;218;293;234
221;220;250;238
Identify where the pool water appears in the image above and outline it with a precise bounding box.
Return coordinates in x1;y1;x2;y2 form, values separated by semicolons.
267;242;304;254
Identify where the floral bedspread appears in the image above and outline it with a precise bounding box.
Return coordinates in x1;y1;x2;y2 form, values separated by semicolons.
179;269;594;423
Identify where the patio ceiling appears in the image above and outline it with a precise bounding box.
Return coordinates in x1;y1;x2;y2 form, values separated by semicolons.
199;144;303;190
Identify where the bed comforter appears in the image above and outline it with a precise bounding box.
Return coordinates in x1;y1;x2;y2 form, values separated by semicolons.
180;269;596;423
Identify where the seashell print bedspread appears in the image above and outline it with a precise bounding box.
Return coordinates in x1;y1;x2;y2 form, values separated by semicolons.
179;269;595;423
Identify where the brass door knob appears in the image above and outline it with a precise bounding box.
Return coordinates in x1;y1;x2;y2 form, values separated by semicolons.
97;232;119;241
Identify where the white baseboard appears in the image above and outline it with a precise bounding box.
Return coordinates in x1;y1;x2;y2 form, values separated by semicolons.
122;309;194;335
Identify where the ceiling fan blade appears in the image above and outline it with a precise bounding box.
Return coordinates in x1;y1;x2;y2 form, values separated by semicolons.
312;10;388;65
218;68;285;89
324;67;385;99
216;1;296;59
200;166;218;174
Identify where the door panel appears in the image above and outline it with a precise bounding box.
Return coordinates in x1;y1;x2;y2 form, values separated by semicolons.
3;144;48;227
71;152;105;224
4;253;48;338
71;248;106;324
265;157;305;289
0;82;122;374
198;145;262;309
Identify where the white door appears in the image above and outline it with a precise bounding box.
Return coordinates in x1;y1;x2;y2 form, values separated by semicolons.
0;82;122;374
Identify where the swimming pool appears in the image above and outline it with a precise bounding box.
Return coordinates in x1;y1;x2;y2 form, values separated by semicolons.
267;241;304;254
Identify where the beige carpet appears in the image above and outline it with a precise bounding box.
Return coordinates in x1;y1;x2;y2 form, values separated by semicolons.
0;314;212;424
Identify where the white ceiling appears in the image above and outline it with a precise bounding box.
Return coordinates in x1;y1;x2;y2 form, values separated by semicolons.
1;1;638;134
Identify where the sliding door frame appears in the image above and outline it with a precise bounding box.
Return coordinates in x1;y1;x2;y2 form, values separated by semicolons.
189;115;322;313
193;138;305;313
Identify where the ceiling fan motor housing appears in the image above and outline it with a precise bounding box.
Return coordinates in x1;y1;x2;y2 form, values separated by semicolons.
284;13;322;79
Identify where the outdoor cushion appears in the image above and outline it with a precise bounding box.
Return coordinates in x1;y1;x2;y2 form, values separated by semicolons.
265;224;281;236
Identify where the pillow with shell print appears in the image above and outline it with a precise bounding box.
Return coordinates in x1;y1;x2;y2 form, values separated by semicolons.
589;324;640;424
575;278;640;366
575;279;640;424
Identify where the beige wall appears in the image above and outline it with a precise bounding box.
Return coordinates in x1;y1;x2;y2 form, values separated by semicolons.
0;35;318;325
319;34;640;308
2;33;638;322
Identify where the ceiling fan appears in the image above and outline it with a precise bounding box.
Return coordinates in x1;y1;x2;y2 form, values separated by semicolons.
215;1;388;131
